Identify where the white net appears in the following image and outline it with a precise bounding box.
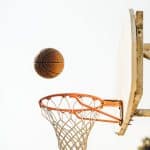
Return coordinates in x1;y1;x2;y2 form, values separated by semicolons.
40;94;102;150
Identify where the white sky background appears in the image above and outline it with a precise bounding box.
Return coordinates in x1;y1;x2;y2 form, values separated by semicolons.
0;0;150;149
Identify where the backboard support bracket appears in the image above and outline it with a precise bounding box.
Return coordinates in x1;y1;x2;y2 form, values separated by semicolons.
144;43;150;59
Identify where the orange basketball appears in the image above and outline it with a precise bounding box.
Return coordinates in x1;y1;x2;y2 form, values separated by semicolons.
34;48;64;78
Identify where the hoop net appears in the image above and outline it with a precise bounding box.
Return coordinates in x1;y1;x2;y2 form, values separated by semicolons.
39;93;123;150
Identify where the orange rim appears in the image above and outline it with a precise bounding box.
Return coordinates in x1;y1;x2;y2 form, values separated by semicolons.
39;93;123;124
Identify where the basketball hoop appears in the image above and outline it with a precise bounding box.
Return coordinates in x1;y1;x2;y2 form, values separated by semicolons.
39;93;123;150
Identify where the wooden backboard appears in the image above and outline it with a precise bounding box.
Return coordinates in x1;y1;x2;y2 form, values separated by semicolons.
117;9;143;135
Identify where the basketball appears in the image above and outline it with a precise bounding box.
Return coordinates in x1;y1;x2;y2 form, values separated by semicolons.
34;48;64;78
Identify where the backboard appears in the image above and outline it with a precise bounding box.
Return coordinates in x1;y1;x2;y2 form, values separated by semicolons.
117;9;143;135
